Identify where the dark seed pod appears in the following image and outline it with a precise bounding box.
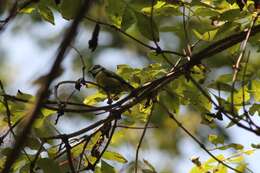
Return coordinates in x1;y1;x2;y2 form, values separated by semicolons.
88;23;100;52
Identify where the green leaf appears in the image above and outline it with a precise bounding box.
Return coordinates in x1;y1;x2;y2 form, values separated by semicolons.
208;134;224;145
207;82;235;92
160;90;180;114
38;5;55;24
243;149;254;155
25;137;41;150
194;7;220;17
37;158;62;173
147;51;174;64
183;88;211;113
249;104;260;115
101;160;116;173
94;166;102;173
228;88;250;108
205;154;225;164
250;80;260;102
192;29;218;41
20;6;36;14
216;74;233;83
106;0;126;26
228;155;244;163
235;163;247;172
217;143;244;150
41;108;55;117
143;159;156;172
13;155;28;172
135;12;159;41
59;0;83;20
83;92;107;105
121;7;136;30
20;163;30;173
215;22;241;40
148;3;182;17
16;91;34;101
219;9;247;21
103;150;128;163
251;143;260;149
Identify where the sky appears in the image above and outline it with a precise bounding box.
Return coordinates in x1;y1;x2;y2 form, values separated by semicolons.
1;14;259;173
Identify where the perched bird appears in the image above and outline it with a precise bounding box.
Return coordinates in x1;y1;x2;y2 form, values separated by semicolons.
88;65;134;94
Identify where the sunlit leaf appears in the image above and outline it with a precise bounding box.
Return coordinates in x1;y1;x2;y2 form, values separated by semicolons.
208;134;225;145
243;149;255;155
192;29;218;41
250;80;260;102
106;0;126;26
216;143;244;150
101;160;116;173
103;150;128;163
38;5;55;24
228;155;244;163
83;92;107;105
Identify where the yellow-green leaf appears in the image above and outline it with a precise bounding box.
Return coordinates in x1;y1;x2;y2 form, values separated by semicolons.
38;6;55;24
83;92;107;105
103;150;128;163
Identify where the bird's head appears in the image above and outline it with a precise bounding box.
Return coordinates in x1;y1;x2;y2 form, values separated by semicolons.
88;65;104;77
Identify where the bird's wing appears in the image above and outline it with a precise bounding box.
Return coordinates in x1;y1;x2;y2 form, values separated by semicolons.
103;69;134;90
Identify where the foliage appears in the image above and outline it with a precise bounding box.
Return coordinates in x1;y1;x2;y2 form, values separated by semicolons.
0;0;260;173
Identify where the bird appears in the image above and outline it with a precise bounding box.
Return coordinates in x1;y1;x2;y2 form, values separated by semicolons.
88;65;134;95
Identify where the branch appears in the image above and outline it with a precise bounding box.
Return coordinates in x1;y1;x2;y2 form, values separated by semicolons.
0;0;38;33
62;136;76;173
2;1;92;172
135;103;155;173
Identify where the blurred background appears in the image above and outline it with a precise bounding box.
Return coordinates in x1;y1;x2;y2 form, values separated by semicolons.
0;1;260;172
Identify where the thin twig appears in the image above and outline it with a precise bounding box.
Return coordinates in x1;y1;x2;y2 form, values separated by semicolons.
84;16;185;57
30;141;45;173
149;0;174;65
159;102;242;173
116;125;158;129
135;104;155;173
230;15;258;114
70;45;87;80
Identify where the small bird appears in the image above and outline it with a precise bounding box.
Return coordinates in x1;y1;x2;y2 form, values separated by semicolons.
88;65;134;94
